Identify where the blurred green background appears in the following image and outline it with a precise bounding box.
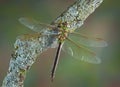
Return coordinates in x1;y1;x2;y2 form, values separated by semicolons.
0;0;120;87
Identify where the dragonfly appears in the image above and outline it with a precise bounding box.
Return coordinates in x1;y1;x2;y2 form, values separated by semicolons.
19;17;107;81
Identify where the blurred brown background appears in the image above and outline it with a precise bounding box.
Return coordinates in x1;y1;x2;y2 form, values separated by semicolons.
0;0;120;87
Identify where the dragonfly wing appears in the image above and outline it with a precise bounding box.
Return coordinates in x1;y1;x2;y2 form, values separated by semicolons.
19;17;56;32
70;32;107;47
17;33;42;41
62;38;101;64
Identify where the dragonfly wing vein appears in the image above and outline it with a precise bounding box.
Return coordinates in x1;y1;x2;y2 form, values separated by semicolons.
62;38;101;64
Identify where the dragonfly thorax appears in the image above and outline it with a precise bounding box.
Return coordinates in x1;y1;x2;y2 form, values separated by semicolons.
57;22;72;43
58;30;68;43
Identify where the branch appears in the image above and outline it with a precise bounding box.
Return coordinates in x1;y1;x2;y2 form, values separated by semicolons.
2;33;56;87
1;0;103;87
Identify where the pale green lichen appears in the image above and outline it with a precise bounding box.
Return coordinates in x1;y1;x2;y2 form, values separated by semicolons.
53;0;103;30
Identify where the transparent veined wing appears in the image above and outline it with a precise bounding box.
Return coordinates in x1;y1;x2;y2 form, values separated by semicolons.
70;32;107;47
62;38;101;64
17;32;59;49
17;33;42;41
19;17;56;32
